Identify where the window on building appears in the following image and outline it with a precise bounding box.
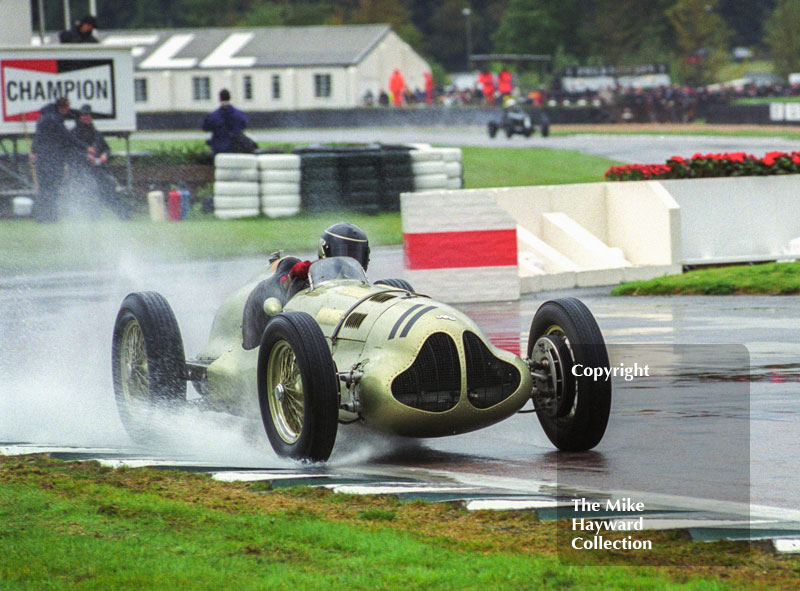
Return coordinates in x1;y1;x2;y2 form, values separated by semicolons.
192;76;211;101
271;74;280;100
243;75;253;100
314;73;331;98
134;78;148;103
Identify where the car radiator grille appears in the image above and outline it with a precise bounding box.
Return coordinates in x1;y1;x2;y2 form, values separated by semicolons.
463;331;521;409
391;333;461;412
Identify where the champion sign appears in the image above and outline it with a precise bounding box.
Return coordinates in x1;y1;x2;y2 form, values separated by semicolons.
1;59;116;122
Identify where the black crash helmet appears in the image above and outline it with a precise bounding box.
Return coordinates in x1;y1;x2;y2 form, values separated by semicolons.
318;222;370;270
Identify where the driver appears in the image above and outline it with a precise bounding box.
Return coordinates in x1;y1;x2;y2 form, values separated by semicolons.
242;222;370;349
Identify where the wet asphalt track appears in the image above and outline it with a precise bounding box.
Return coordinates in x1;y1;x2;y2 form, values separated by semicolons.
137;125;800;164
1;246;798;515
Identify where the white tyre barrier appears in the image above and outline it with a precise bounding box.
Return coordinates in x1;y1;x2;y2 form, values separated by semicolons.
410;149;443;162
260;169;301;183
214;181;260;196
439;147;462;162
213;196;260;210
262;206;300;219
257;154;301;169
215;208;260;219
215;167;259;182
215;153;258;169
444;161;462;177
446;177;463;190
413;173;449;191
412;161;446;175
261;193;301;209
261;182;301;196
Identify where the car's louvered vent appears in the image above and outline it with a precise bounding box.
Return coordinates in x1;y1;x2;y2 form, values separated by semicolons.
370;293;397;303
343;312;368;330
463;331;521;409
391;333;461;412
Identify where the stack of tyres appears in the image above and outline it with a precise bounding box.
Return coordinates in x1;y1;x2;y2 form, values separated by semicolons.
300;153;342;212
213;154;260;219
439;148;464;189
340;151;382;212
411;148;449;191
258;154;301;218
379;149;413;211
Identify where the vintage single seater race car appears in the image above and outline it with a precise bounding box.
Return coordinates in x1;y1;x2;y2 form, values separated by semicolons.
112;256;611;462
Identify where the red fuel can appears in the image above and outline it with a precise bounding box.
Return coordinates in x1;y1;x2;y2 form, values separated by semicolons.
168;188;182;221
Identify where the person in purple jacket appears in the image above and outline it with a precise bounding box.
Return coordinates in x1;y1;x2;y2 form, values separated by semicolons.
201;89;250;156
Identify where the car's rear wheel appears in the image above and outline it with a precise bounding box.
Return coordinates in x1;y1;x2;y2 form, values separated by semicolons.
258;311;338;462
375;278;415;292
504;125;514;138
112;292;187;442
527;297;611;451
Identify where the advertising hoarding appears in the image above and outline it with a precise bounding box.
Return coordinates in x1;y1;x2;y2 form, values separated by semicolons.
0;46;135;133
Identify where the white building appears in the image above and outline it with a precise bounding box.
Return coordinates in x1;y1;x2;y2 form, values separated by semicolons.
35;24;430;112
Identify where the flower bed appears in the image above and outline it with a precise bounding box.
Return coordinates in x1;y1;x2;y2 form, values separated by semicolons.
605;151;800;181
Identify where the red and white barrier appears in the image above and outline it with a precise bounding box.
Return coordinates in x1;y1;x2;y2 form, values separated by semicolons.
401;190;520;303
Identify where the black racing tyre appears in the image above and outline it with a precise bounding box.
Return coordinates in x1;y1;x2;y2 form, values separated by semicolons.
541;123;550;138
375;278;415;292
527;297;611;451
487;122;498;138
523;128;534;138
345;165;380;181
112;291;187;441
258;311;339;462
504;125;514;138
348;179;380;193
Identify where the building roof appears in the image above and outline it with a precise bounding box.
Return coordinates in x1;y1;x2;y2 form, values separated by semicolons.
36;24;393;70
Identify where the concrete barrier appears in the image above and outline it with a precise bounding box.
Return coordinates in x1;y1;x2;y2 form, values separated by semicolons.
401;190;520;303
660;176;800;264
402;181;681;300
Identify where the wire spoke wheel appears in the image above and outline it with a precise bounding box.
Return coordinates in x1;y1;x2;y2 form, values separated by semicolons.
258;311;339;462
267;340;305;444
112;292;187;442
120;319;149;405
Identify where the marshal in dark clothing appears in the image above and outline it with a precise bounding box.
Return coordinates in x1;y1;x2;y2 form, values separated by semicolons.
30;98;92;222
202;89;250;156
59;15;99;43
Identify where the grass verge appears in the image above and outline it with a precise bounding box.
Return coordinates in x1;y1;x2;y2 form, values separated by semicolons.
461;147;620;187
2;455;799;590
0;213;401;277
613;261;800;296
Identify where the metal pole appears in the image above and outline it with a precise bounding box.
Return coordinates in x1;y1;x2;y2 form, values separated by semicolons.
462;8;472;71
37;0;45;42
63;0;72;31
89;0;97;15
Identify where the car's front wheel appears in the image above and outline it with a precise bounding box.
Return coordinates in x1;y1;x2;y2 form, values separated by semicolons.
487;122;498;138
528;297;611;451
112;292;187;442
258;311;338;462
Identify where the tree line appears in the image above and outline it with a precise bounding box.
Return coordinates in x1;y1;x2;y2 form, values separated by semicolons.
38;0;800;84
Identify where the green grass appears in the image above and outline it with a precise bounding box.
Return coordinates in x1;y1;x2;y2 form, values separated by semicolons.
462;147;621;188
732;96;800;106
2;455;799;590
613;261;800;296
0;213;401;276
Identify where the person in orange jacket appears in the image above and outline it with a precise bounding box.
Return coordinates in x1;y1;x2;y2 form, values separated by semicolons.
424;72;434;105
478;70;495;105
389;69;406;106
497;68;513;98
